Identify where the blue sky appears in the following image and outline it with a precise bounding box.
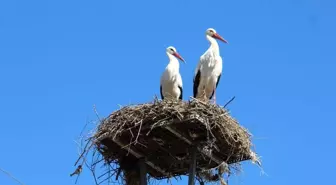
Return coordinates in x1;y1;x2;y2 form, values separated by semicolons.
0;0;335;184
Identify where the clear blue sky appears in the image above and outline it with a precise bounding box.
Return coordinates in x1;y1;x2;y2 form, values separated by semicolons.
1;0;335;184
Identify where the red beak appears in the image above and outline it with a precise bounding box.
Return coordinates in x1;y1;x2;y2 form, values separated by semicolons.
213;33;228;43
173;52;185;63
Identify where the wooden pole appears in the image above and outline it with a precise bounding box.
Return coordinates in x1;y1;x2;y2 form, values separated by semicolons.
112;138;169;176
165;126;223;164
139;158;147;185
188;147;197;185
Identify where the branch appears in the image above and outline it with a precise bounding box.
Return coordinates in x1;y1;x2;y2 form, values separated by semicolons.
93;104;102;122
0;167;25;185
223;96;235;108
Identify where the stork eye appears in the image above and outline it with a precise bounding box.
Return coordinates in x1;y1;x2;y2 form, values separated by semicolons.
170;48;174;52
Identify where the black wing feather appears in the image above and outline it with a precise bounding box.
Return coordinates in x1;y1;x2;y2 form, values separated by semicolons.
193;70;201;98
160;85;164;100
178;86;183;100
209;74;221;99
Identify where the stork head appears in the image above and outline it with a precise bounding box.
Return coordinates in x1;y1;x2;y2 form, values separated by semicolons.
166;46;185;63
206;28;228;43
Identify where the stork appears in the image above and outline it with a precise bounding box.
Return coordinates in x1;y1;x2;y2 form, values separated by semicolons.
193;28;228;103
160;46;185;100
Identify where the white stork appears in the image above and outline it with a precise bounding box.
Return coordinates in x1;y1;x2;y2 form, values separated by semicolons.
193;28;228;103
160;46;185;100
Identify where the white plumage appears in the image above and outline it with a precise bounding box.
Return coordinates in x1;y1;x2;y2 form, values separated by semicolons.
160;46;185;100
193;28;228;103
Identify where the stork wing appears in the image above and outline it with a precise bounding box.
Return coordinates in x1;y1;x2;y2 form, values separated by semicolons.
193;70;201;98
209;56;223;99
160;72;165;100
193;56;205;98
177;73;183;100
160;85;164;100
194;57;203;79
214;56;223;77
209;73;221;99
178;86;183;100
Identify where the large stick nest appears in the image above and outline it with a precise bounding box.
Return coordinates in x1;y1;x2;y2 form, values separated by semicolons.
74;98;261;185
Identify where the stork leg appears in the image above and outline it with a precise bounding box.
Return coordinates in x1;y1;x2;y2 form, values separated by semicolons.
213;85;217;104
203;89;207;102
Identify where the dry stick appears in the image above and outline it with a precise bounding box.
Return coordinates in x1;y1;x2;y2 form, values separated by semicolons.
74;105;110;184
97;170;110;180
98;169;117;185
74;139;92;166
189;96;208;106
91;149;97;169
107;166;113;185
91;158;104;167
94;104;102;122
80;117;90;137
196;172;205;185
129;128;134;138
84;159;99;185
92;149;101;185
74;120;95;166
74;135;86;184
98;168;117;180
98;175;112;185
75;173;81;184
0;167;25;185
223;96;235;108
115;167;122;181
134;120;143;144
135;141;148;148
91;168;99;185
75;136;99;184
77;142;95;183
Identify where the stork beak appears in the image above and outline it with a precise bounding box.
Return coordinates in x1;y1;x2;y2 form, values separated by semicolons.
173;52;185;63
213;33;228;44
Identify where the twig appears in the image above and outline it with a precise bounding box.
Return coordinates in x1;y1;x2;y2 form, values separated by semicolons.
196;172;205;185
91;169;99;185
223;96;235;108
79;117;90;137
189;96;208;106
134;120;143;144
75;173;80;184
97;170;110;179
74;138;92;166
115;167;122;181
94;104;102;122
0;167;25;185
84;158;99;185
99;170;118;185
91;158;104;167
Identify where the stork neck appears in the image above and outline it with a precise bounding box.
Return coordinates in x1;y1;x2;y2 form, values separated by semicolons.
167;53;180;69
206;35;220;55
